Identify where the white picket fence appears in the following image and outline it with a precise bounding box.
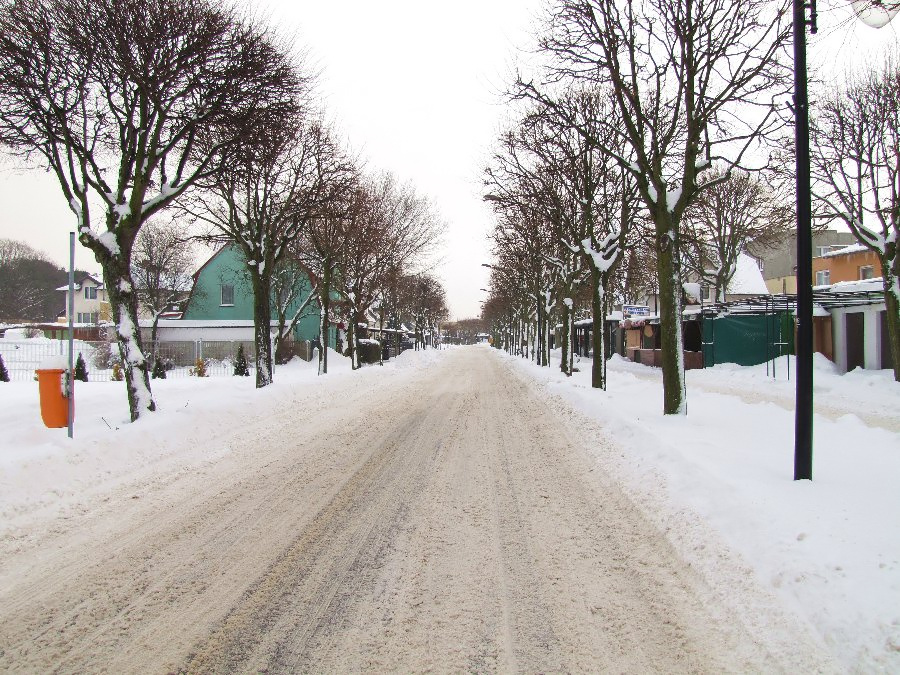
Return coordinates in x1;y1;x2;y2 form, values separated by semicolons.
0;339;263;382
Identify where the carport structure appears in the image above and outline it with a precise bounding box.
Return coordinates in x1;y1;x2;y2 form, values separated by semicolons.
698;286;888;374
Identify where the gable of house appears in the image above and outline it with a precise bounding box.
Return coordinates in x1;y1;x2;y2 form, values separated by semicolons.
182;245;322;342
726;253;770;296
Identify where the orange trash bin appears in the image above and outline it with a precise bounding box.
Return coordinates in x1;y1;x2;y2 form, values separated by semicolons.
36;367;72;428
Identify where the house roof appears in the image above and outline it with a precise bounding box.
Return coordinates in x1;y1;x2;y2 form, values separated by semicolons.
726;254;769;295
55;274;104;292
820;243;868;258
698;286;885;317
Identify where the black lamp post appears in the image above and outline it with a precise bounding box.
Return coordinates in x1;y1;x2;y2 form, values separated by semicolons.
793;0;816;481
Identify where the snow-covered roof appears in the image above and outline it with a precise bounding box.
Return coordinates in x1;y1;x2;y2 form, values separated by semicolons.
726;254;769;295
55;275;104;292
820;243;867;258
828;278;883;293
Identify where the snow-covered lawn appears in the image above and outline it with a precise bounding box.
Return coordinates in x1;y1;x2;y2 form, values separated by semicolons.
1;344;897;670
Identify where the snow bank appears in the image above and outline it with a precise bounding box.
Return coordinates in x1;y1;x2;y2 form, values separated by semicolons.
506;348;900;671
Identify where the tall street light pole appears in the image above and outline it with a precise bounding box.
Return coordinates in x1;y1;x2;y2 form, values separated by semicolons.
793;0;816;481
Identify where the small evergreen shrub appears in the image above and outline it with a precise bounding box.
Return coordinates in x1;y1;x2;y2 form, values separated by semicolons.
190;358;208;377
74;352;88;382
111;362;124;381
151;358;167;379
0;354;9;382
233;344;250;376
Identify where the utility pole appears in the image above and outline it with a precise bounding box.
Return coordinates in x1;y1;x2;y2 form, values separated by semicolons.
793;0;816;481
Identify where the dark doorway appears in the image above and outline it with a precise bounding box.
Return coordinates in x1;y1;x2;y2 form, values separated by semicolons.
682;320;702;352
881;311;893;370
845;312;865;372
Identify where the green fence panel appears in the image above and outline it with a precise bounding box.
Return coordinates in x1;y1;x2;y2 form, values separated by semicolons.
702;313;794;367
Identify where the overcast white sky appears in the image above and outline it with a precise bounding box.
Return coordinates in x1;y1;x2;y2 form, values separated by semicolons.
0;0;896;319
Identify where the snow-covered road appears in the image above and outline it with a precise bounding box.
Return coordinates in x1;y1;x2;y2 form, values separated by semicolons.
0;348;837;672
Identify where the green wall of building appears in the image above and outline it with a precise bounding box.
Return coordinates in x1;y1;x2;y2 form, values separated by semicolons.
183;245;323;343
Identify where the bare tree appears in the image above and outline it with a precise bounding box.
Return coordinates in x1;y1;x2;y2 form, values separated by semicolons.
270;258;317;363
810;55;900;380
131;220;196;369
483;177;556;367
297;187;357;376
183;118;348;387
681;166;792;302
485;123;587;373
397;273;448;350
0;0;303;419
336;174;441;369
520;0;792;413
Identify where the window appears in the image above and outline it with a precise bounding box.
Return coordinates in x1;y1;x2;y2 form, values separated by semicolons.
84;285;97;300
220;284;234;306
90;312;99;324
815;245;846;257
815;270;831;286
859;265;875;280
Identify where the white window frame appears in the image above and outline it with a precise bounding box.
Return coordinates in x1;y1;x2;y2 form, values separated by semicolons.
84;285;97;300
815;269;831;286
220;284;235;306
859;265;874;280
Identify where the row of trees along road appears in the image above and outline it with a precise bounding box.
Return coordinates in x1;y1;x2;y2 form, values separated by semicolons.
0;0;446;421
484;0;803;414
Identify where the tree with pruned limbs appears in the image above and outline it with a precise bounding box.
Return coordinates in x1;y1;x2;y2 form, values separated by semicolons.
0;0;302;419
335;174;440;369
486;124;588;374
183;118;347;387
520;0;792;414
681;166;792;303
131;220;196;372
810;56;900;381
295;169;360;376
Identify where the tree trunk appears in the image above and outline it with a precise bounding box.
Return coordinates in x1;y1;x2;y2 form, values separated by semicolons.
319;268;331;375
348;310;360;370
150;313;161;374
249;270;273;388
656;217;687;414
590;267;605;389
883;251;900;382
568;309;575;375
102;262;156;421
560;299;571;376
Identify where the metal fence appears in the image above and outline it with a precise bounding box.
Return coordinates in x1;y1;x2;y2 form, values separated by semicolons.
0;339;313;382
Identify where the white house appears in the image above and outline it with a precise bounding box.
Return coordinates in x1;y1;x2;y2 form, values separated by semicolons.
56;274;109;325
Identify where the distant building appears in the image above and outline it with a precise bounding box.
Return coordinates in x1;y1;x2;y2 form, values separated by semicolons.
747;229;856;294
56;274;110;325
811;243;881;287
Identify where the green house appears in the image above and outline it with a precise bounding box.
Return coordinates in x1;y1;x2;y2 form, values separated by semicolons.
182;244;323;343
